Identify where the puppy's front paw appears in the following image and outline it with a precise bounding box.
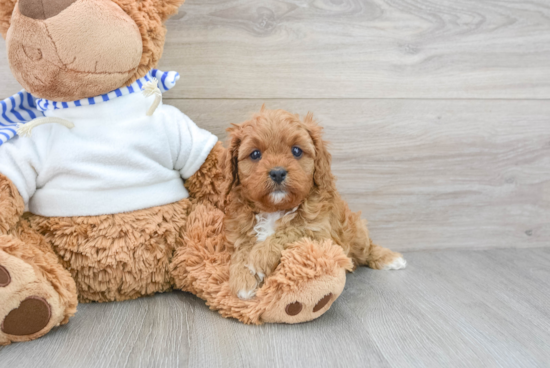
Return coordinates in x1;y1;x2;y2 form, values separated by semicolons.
382;256;407;270
248;246;282;280
230;265;259;300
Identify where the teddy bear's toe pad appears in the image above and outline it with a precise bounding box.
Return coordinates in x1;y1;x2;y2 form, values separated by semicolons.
312;293;333;313
262;271;346;324
285;301;303;316
0;266;10;287
1;297;51;336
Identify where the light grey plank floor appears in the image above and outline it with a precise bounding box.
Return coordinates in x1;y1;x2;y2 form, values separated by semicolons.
1;247;549;368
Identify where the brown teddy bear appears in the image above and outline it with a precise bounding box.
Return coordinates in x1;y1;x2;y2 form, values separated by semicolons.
0;0;353;345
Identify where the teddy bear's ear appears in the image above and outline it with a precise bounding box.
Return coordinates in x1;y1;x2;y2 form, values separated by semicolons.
0;0;17;38
156;0;186;22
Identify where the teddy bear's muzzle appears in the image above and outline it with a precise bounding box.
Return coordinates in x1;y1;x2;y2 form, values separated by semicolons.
6;0;143;101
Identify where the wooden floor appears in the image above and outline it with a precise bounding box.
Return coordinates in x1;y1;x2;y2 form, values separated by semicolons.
1;0;549;366
0;247;549;368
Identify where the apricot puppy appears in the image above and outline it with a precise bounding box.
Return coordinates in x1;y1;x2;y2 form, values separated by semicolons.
224;107;406;299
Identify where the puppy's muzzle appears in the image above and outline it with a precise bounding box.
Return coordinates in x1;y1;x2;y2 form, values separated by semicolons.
269;167;287;184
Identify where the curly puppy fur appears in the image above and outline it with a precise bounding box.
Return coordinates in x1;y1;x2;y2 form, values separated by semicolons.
224;108;405;298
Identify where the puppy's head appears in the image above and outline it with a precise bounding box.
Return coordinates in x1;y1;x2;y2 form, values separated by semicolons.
224;107;335;212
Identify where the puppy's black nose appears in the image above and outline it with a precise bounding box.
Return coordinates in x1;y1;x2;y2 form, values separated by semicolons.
269;168;287;184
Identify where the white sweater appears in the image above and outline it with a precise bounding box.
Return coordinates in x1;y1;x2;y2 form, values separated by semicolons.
0;92;218;217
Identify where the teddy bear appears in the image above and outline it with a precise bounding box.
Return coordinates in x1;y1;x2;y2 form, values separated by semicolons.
0;0;352;345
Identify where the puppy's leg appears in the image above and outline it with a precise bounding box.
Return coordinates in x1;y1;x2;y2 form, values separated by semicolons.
361;242;407;270
230;243;261;300
248;237;286;281
342;208;406;271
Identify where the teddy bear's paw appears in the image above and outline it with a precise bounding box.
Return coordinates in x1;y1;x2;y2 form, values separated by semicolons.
260;273;346;324
0;250;65;345
257;239;353;324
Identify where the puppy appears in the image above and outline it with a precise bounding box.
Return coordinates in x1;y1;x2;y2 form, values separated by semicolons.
223;107;406;300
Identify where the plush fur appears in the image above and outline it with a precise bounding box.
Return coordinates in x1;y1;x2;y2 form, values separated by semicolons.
110;0;184;85
223;108;406;298
28;200;190;303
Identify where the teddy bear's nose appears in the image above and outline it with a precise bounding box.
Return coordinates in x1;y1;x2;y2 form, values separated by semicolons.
18;0;77;20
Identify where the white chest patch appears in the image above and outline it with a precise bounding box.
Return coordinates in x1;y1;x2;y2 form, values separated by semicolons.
253;207;298;242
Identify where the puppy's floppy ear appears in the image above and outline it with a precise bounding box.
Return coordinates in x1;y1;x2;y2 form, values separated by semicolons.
303;112;336;193
0;0;16;38
222;123;242;194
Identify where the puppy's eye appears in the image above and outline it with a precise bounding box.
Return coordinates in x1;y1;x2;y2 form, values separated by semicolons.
250;150;262;161
291;146;303;158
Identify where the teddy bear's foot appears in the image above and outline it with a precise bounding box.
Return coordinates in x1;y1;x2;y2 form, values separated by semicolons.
0;238;76;345
257;238;354;324
260;274;345;324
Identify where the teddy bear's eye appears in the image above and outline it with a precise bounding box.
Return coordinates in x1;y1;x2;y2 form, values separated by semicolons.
250;150;262;161
291;146;303;158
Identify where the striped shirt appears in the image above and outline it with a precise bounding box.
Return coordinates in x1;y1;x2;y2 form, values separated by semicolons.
0;73;218;217
0;69;179;146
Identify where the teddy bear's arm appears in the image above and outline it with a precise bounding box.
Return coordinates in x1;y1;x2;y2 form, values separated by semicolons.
0;173;25;234
184;141;225;210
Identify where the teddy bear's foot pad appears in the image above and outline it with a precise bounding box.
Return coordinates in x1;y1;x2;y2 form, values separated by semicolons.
312;293;333;313
0;266;10;287
285;301;303;316
262;273;346;324
2;297;52;336
0;250;68;345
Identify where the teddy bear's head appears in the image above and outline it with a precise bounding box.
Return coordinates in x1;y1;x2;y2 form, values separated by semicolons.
0;0;184;101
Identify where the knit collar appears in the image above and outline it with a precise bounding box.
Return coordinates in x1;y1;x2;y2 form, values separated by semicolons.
0;69;179;146
36;69;179;112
